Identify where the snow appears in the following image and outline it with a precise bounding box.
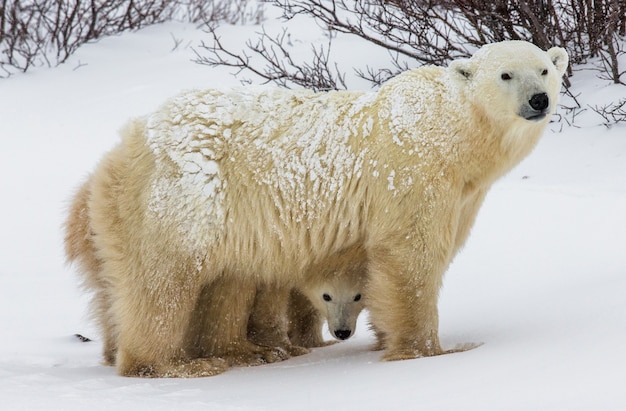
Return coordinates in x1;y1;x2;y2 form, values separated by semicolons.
1;8;626;410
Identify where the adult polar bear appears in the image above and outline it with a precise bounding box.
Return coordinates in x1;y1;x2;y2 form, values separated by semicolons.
67;41;568;377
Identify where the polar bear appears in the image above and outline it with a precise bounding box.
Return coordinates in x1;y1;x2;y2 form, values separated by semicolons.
247;244;367;352
65;40;568;377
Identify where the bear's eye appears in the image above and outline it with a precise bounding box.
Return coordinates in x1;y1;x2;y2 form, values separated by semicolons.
541;68;548;76
354;294;362;302
501;73;512;80
323;293;332;302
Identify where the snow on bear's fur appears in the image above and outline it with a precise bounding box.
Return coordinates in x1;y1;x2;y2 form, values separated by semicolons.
65;40;568;377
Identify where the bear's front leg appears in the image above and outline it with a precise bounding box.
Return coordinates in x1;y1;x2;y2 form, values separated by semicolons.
366;246;446;361
248;284;311;356
187;277;291;366
287;289;335;348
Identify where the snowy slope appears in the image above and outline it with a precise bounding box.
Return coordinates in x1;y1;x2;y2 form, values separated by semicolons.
1;13;625;411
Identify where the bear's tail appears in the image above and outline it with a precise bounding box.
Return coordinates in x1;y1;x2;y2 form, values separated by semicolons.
64;177;102;290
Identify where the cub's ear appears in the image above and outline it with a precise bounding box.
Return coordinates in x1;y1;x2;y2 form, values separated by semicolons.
547;47;569;77
449;58;473;82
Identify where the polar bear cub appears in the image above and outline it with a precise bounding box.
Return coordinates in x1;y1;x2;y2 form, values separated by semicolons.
247;244;367;353
289;244;367;347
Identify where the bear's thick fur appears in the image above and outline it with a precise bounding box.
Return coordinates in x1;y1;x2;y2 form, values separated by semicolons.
65;40;568;377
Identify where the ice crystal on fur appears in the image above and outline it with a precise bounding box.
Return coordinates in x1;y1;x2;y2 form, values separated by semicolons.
146;87;372;237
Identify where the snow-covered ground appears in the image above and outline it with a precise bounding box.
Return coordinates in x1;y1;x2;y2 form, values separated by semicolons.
1;9;625;411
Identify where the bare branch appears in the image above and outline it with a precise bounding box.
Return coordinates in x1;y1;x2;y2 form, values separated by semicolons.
590;99;626;128
1;0;263;77
194;24;346;90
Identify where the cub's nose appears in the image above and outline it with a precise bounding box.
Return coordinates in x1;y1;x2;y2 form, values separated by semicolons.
334;329;352;340
529;92;549;111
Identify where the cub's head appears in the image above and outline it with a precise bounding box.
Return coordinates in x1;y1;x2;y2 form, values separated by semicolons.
304;276;365;341
302;245;368;342
449;40;569;124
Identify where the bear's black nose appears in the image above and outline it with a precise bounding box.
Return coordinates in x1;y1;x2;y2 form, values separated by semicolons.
334;329;352;340
529;92;549;111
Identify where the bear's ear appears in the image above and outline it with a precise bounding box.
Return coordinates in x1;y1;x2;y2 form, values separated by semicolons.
449;58;473;82
547;47;569;77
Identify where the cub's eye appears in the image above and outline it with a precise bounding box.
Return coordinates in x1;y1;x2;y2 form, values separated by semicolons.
501;73;512;80
541;68;548;75
323;293;332;302
354;294;362;302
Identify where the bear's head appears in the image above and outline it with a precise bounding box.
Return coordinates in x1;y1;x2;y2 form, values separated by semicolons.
449;41;569;124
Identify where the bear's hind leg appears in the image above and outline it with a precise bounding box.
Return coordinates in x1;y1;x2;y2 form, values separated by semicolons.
93;287;118;366
112;263;228;378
